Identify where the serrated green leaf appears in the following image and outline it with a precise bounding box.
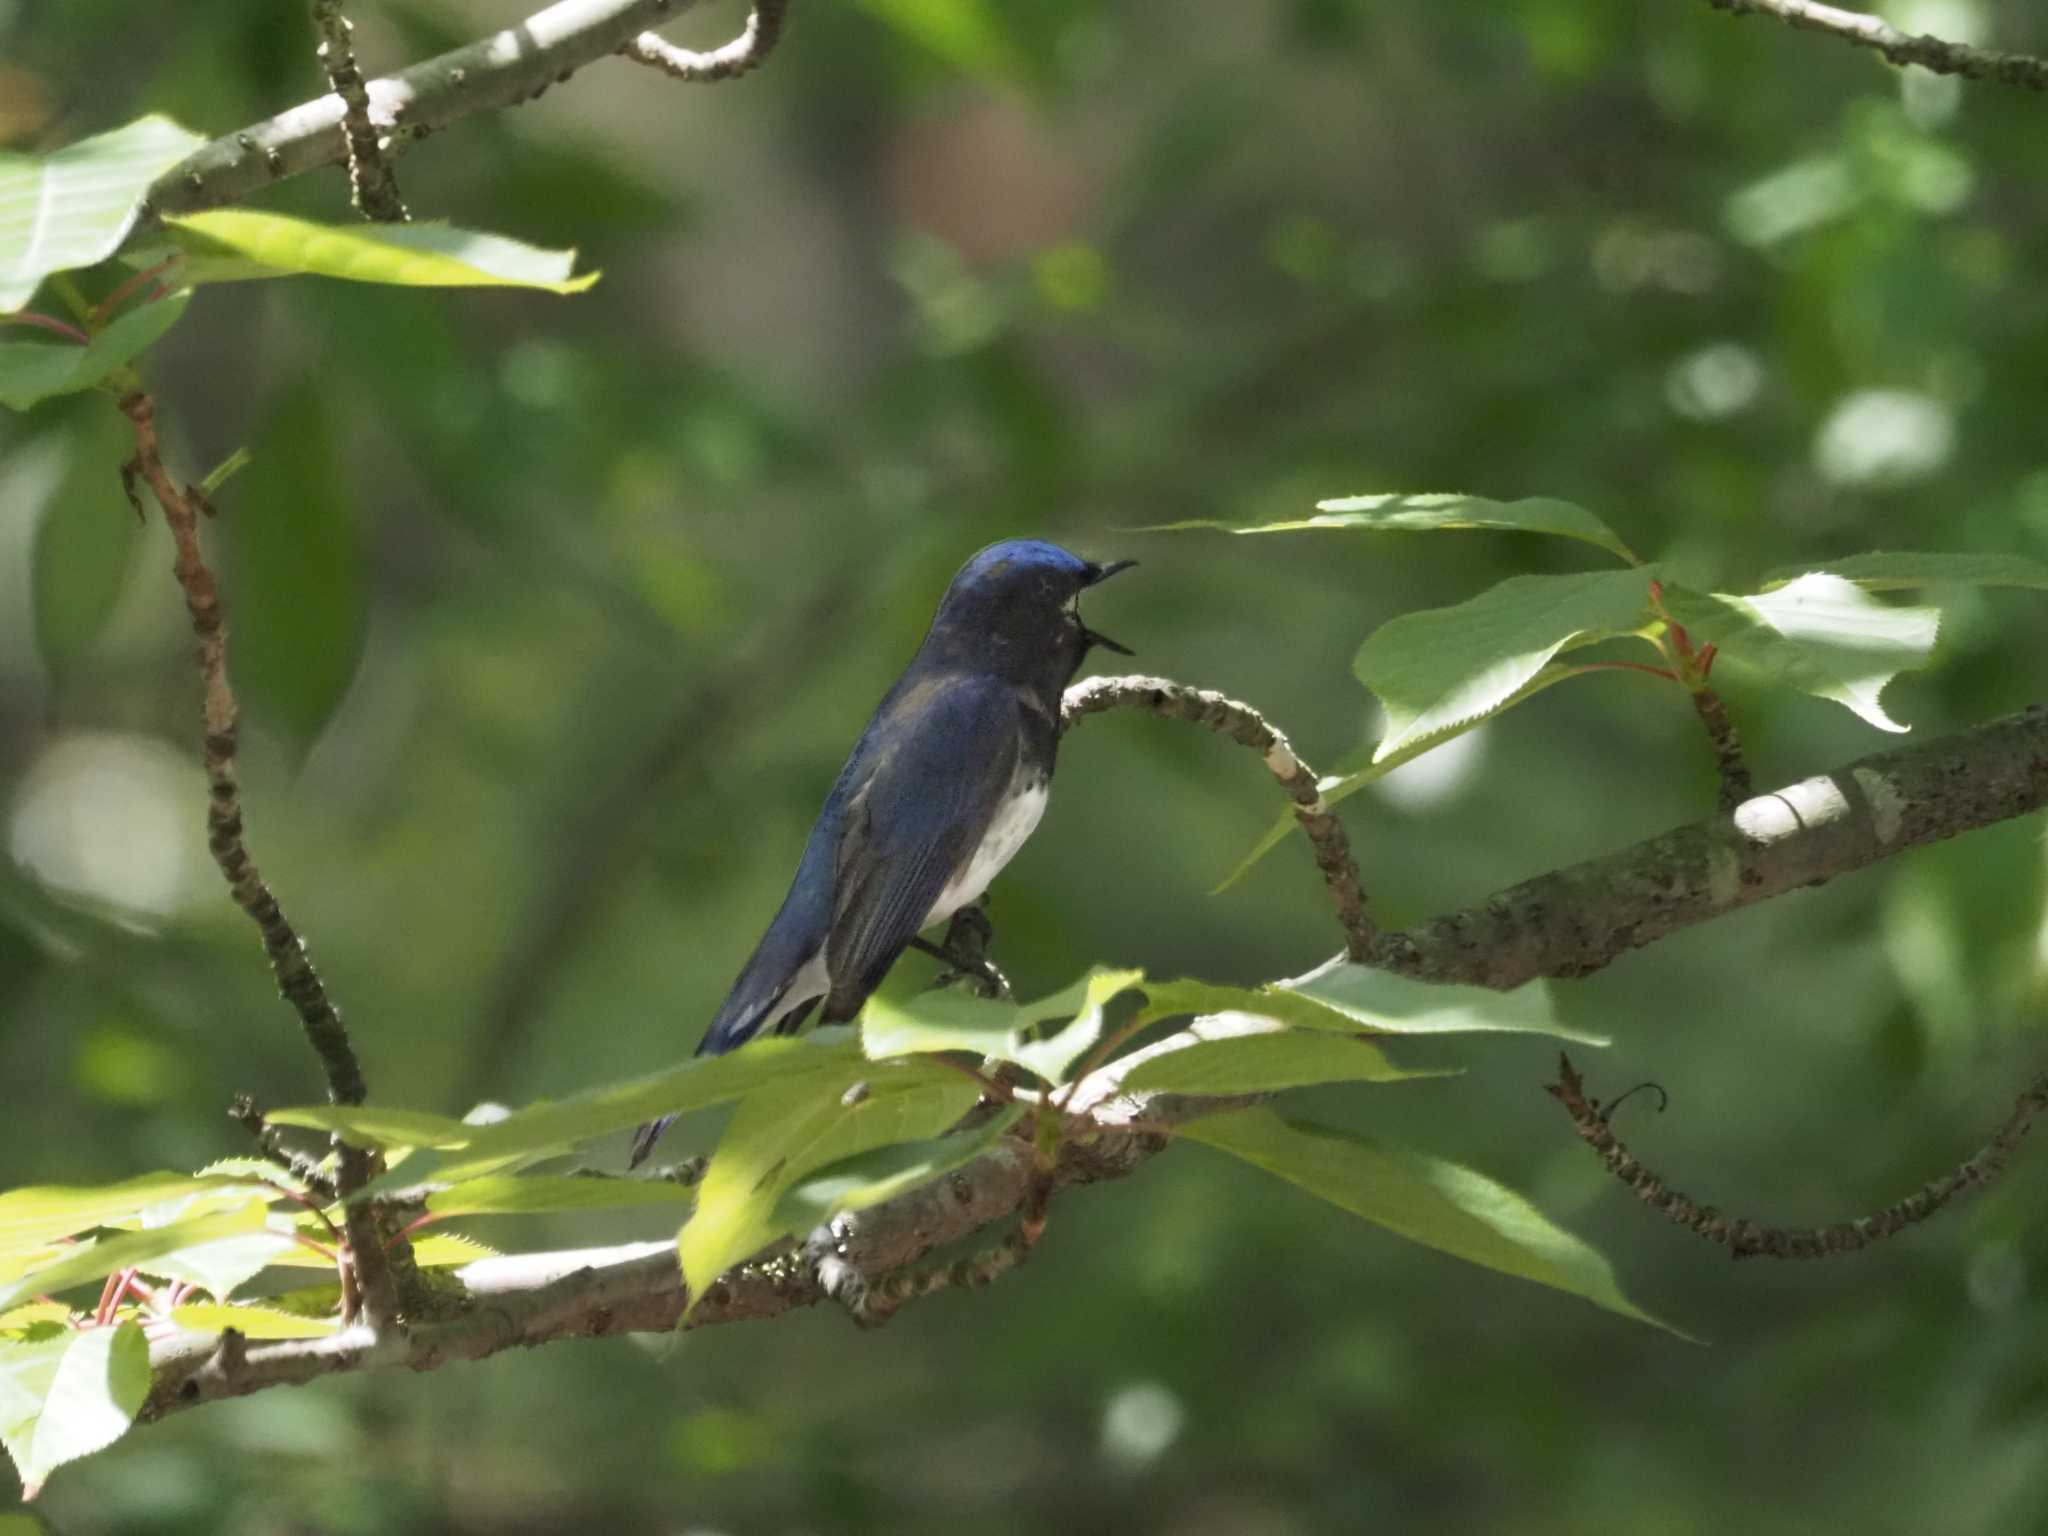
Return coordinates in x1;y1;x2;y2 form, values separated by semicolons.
862;968;1147;1084
134;1228;296;1302
1121;1016;1443;1095
679;1061;982;1307
1358;568;1656;762
1143;492;1638;564
0;1320;149;1498
264;1103;474;1151
265;1229;495;1270
31;408;140;676
1763;551;2048;593
0;1306;72;1342
222;386;366;761
1662;575;1938;732
168;1301;339;1340
162;210;599;293
0;114;205;309
0;1172;247;1263
1183;1109;1672;1331
774;1105;1025;1230
1279;961;1605;1044
0;293;191;412
0;1202;274;1312
425;1175;698;1217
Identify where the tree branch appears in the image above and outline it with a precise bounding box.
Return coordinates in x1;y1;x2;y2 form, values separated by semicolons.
1699;0;2048;91
622;0;787;80
1063;675;1374;959
1369;701;2048;989
1548;1053;2048;1258
145;0;770;221
309;0;410;223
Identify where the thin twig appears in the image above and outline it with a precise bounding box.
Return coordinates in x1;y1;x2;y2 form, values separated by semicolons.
622;0;787;80
1062;674;1373;959
1548;1053;2048;1258
1688;688;1752;813
310;0;409;222
1700;0;2048;90
227;1095;340;1200
1;310;92;344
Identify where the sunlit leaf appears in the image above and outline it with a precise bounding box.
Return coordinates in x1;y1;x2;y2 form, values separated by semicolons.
1278;961;1605;1044
1143;492;1638;564
222;386;366;761
0;293;191;412
774;1105;1025;1230
1662;575;1938;733
1183;1110;1672;1330
0;1320;149;1498
264;1103;474;1150
163;210;599;293
168;1302;338;1340
0;114;204;309
1357;568;1656;761
679;1060;981;1307
861;968;1146;1084
1120;1016;1442;1095
1763;552;2048;593
0;1172;250;1263
0;1202;274;1311
425;1175;699;1217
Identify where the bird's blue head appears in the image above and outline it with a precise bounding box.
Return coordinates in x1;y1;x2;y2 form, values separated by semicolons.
925;538;1137;689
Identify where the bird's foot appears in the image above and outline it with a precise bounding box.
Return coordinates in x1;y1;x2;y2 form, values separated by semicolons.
916;906;1012;1002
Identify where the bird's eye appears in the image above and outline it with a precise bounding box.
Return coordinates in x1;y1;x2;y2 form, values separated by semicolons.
1037;576;1059;600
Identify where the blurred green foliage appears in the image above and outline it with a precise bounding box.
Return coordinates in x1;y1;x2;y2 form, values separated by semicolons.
5;0;2048;1530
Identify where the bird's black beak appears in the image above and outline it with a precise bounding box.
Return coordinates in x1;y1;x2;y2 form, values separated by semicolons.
1078;558;1136;655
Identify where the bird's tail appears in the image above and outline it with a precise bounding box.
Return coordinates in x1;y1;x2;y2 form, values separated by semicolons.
627;1114;674;1170
627;1000;766;1167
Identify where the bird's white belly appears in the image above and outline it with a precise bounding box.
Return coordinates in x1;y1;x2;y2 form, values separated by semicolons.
927;776;1048;928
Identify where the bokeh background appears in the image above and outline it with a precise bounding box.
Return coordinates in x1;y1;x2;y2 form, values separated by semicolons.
7;0;2048;1530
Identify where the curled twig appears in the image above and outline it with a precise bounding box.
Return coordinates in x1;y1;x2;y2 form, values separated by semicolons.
1549;1053;2048;1259
310;0;409;221
622;0;788;82
1701;0;2048;91
1061;675;1373;959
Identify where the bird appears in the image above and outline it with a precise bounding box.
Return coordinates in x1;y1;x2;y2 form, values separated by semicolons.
629;539;1136;1168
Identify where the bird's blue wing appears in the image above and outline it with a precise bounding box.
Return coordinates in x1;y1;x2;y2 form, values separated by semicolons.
823;671;1022;1016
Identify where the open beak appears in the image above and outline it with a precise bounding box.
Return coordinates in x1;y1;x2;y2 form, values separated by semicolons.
1078;558;1136;656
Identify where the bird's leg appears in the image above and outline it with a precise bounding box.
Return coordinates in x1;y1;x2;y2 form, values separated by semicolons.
912;904;1011;1001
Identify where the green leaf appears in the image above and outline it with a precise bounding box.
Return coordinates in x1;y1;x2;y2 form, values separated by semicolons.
774;1105;1025;1230
1182;1109;1671;1330
0;1172;246;1264
852;0;1033;83
0;293;192;412
1763;551;2048;593
425;1175;699;1217
168;1302;338;1340
1661;575;1939;732
162;210;600;293
1358;568;1656;762
1279;961;1605;1044
265;1230;495;1270
0;1202;274;1312
860;968;1147;1084
31;408;140;676
1144;493;1638;564
263;1103;475;1150
0;1320;149;1498
1121;1016;1443;1095
0;115;205;309
222;386;367;760
679;1061;982;1306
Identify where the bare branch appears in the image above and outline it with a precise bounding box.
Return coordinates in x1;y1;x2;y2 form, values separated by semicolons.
1370;700;2048;989
309;0;410;223
1063;674;1374;959
146;0;733;220
1687;685;1752;813
1700;0;2048;91
1548;1053;2048;1258
623;0;787;81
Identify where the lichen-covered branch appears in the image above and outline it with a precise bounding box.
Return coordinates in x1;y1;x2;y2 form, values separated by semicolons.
1699;0;2048;91
1062;675;1374;959
1369;701;2048;989
1548;1054;2048;1258
147;0;783;220
622;0;786;80
309;0;409;222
